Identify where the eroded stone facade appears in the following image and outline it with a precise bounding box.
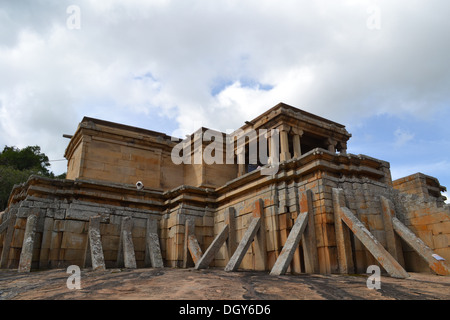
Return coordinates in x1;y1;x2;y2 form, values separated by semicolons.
1;103;449;275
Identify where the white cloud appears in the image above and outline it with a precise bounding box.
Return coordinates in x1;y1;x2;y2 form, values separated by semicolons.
0;0;450;175
442;192;450;204
394;129;415;147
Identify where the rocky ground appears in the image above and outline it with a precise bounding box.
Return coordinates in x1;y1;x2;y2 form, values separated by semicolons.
0;267;449;300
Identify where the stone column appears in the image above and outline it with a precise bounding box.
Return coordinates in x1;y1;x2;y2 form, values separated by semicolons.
327;138;337;153
237;147;245;176
339;141;347;155
18;214;38;272
278;124;291;162
292;128;303;158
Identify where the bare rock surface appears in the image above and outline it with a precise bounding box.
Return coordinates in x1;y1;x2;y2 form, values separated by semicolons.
0;268;449;300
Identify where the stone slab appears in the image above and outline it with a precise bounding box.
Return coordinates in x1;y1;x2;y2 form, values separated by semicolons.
299;189;319;273
145;219;164;268
332;188;354;274
340;207;409;279
392;217;450;276
195;224;229;269
117;217;137;269
87;216;106;271
225;217;261;272
270;210;308;275
18;214;38;272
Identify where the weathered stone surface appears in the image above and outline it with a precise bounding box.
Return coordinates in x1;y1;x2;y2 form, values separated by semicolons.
117;217;137;269
18;214;38;272
270;211;308;276
144;219;163;268
87;216;106;271
225;217;261;272
339;205;409;279
299;189;319;273
380;196;405;266
0;214;17;268
332;188;354;274
195;224;229;269
2;103;450;277
392;217;450;276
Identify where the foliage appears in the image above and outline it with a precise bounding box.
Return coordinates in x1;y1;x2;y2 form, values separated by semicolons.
0;166;34;211
0;145;50;175
0;146;66;211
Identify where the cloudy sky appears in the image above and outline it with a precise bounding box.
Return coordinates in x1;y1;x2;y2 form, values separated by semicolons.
0;0;449;199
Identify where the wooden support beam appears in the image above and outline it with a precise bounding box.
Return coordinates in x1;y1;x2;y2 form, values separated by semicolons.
18;214;38;272
195;225;229;269
117;216;137;269
332;188;354;274
299;189;319;273
339;206;409;278
270;211;309;275
224;217;261;272
144;219;164;268
85;215;106;271
392;217;450;276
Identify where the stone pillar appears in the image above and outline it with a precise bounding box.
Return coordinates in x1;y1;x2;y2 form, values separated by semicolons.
117;216;137;269
87;215;106;271
278;124;291;162
341;142;347;155
327;138;337;153
18;214;38;272
237;147;245;176
292;128;303;158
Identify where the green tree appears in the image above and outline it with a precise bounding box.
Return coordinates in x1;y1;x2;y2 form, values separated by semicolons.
0;145;51;175
0;166;34;211
0;145;66;211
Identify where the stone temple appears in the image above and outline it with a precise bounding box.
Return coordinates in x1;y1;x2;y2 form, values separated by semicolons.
1;102;449;277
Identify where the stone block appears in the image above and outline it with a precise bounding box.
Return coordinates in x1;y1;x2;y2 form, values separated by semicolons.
11;229;25;248
434;247;450;261
103;250;117;261
54;209;66;220
63;249;85;261
14;217;27;230
132;226;147;238
101;235;120;250
133;237;146;252
66;208;110;222
61;232;87;250
367;215;385;231
415;231;434;248
100;223;120;236
64;220;88;233
430;222;450;236
433;234;450;249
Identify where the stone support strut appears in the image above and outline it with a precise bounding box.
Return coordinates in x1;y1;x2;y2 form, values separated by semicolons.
392;217;450;276
86;215;106;271
270;211;308;276
18;214;38;272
